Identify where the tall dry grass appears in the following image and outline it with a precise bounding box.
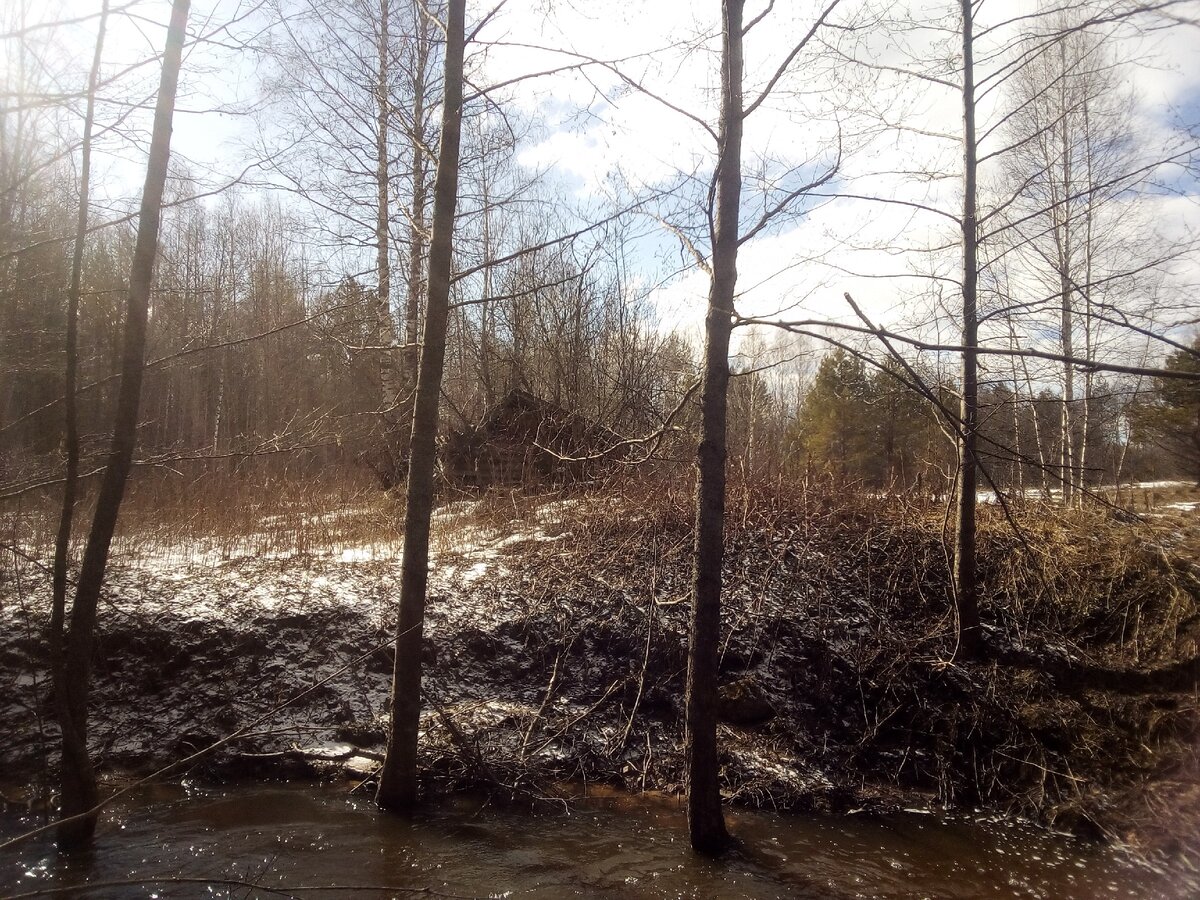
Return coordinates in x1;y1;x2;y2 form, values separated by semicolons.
0;466;398;574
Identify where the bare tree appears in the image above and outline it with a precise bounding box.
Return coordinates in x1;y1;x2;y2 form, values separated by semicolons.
56;0;190;849
49;0;109;809
260;0;440;487
685;0;744;854
373;0;405;485
992;12;1187;505
678;0;844;853
954;0;983;658
377;0;464;810
0;1;73;474
776;0;1199;655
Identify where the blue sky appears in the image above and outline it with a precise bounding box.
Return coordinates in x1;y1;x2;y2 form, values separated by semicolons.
23;0;1200;368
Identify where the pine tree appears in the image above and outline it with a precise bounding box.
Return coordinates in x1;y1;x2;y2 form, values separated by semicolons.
1130;342;1200;484
794;349;874;483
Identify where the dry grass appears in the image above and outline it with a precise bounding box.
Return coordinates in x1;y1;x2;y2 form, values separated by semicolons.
2;466;1197;861
479;473;1200;857
0;467;399;574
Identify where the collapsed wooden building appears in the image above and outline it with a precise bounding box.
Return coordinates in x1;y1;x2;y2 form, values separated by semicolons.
442;389;625;487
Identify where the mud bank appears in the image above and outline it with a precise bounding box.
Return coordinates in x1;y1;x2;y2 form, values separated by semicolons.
2;486;1198;869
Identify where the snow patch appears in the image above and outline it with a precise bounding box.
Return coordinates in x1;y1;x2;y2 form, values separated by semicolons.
297;742;356;760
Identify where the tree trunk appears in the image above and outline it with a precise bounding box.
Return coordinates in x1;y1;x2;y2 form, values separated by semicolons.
51;0;108;753
478;163;495;405
376;0;464;811
1005;331;1024;496
686;0;743;856
1077;94;1096;507
1020;348;1051;499
404;0;430;400
373;0;408;489
954;0;982;660
56;0;189;849
1059;259;1075;506
1055;37;1077;508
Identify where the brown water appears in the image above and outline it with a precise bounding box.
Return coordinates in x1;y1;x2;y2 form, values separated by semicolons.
0;783;1188;899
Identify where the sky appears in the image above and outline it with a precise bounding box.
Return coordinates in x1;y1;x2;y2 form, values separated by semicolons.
12;0;1200;369
487;1;1200;357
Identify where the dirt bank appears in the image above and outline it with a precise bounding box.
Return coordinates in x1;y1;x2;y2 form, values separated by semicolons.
2;482;1198;868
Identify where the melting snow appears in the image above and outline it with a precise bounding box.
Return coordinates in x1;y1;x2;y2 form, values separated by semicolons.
2;497;581;628
297;742;356;760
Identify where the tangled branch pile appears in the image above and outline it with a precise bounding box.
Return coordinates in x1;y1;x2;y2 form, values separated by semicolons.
2;475;1197;866
427;478;1200;861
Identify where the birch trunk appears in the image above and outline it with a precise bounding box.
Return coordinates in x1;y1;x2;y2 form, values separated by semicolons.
954;0;983;660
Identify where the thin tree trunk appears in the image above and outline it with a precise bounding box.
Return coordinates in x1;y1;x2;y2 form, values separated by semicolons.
1114;385;1134;505
1077;95;1096;507
57;0;189;849
478;163;494;405
376;0;464;811
1059;270;1075;504
686;0;743;856
1007;340;1024;496
745;386;757;476
374;0;406;488
404;0;430;399
51;0;108;752
1019;348;1050;499
954;0;982;660
1055;39;1075;507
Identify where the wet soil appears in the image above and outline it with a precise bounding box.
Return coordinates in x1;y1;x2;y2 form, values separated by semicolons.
2;486;1198;874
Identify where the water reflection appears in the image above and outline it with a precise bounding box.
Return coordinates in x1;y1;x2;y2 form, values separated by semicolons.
0;784;1186;898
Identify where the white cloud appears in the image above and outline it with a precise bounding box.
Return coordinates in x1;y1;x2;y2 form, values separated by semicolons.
30;0;1200;363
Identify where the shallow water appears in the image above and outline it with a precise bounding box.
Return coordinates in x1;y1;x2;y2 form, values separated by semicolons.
0;783;1188;899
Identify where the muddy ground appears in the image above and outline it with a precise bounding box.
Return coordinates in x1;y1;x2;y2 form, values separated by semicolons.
2;482;1199;869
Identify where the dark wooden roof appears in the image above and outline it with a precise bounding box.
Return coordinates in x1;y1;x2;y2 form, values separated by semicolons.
442;389;623;486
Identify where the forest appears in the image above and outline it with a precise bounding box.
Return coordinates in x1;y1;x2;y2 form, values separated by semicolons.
2;0;1200;897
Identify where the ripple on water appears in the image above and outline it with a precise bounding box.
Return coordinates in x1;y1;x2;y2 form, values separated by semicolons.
0;785;1189;899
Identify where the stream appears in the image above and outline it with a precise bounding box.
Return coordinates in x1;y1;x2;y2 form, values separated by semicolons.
0;783;1187;899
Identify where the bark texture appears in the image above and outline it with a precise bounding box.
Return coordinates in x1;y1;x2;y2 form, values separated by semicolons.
686;0;743;856
376;0;464;811
50;0;108;767
373;0;408;489
954;0;982;660
56;0;190;849
403;0;430;398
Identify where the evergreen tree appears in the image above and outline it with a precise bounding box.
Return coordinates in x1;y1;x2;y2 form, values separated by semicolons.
1130;341;1200;483
868;359;946;490
793;348;874;483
